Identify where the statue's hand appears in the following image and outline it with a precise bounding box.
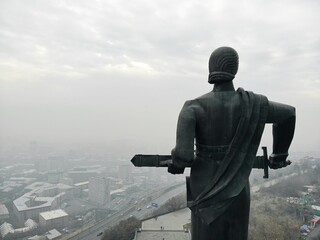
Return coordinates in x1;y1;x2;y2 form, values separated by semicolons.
167;164;185;174
269;153;290;169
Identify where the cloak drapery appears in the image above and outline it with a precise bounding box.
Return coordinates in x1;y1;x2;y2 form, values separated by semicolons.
189;88;269;225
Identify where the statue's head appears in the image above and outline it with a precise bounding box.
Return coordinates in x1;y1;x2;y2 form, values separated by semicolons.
208;47;239;84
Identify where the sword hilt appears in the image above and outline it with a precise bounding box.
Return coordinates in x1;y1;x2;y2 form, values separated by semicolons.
252;146;269;178
262;146;269;179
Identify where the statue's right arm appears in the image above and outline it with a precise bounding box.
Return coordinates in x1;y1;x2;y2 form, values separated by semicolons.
169;100;196;174
267;101;296;169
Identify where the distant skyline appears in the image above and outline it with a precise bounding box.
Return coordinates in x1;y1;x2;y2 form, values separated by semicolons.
1;0;319;155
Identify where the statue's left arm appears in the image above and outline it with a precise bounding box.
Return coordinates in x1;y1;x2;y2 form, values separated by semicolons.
169;100;196;174
267;101;296;169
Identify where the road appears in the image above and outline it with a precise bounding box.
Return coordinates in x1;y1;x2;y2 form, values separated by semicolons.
62;182;185;240
251;172;298;193
134;183;186;220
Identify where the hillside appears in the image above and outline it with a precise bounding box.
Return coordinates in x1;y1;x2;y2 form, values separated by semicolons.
249;158;320;240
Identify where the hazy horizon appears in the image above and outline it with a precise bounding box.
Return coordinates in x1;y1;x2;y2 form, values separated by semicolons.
1;0;319;157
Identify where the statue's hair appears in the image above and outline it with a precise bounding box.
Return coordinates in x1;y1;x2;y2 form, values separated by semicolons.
208;47;239;84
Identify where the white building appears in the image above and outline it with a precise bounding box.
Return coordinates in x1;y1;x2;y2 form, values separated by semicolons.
73;181;89;198
39;209;68;229
13;182;73;224
0;219;38;239
89;177;110;206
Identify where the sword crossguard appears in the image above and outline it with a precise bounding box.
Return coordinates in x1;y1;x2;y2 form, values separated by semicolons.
262;146;269;179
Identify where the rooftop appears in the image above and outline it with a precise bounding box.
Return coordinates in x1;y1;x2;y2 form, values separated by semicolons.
74;181;89;187
134;208;191;240
142;208;191;230
0;219;38;238
110;188;126;195
45;229;62;239
13;183;73;211
312;205;320;211
0;177;36;193
40;209;68;220
14;196;54;211
134;230;190;240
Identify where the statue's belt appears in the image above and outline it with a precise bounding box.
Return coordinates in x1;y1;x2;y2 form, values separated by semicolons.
195;144;228;161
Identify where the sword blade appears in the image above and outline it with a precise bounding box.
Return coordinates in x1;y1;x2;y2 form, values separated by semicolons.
131;154;172;167
131;147;271;176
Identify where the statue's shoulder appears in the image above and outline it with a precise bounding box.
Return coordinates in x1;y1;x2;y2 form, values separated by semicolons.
181;92;215;113
196;91;214;99
182;99;198;109
238;88;269;103
181;96;206;113
193;92;215;105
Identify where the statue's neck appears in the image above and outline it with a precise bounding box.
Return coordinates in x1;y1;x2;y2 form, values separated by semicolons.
213;81;235;92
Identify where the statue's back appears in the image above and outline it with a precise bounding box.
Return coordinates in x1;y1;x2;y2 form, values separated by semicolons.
189;90;253;240
188;91;244;200
195;91;242;147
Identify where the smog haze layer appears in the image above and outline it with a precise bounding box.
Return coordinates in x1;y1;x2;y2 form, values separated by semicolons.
1;0;319;157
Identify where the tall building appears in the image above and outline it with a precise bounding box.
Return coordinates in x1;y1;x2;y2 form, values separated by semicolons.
73;181;89;198
68;166;104;184
88;177;110;206
47;170;64;184
118;164;132;183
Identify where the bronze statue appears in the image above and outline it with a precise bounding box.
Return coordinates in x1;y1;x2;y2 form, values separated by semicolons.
131;47;295;240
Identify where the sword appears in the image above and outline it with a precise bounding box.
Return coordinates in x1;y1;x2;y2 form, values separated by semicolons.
131;147;291;179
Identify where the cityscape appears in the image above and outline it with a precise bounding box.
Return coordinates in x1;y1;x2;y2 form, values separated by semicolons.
0;141;187;239
0;142;319;239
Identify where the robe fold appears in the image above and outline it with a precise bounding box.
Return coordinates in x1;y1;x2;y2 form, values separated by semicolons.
189;88;269;225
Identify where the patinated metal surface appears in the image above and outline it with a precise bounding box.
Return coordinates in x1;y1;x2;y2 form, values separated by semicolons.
131;47;295;240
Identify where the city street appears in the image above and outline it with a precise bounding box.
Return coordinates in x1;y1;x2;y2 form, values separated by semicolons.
63;182;185;240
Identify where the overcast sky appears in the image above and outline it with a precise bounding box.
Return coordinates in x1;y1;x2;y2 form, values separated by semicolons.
0;0;319;155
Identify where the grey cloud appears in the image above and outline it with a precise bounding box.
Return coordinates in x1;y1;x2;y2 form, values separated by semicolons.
0;0;319;152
